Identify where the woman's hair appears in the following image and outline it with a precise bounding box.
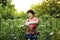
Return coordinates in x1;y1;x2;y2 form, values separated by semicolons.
27;10;35;16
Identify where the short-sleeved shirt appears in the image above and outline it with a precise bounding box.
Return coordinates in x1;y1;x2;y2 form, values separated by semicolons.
25;17;39;34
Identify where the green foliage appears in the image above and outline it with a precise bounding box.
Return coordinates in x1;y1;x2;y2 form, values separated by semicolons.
14;11;27;19
30;0;60;18
0;0;60;40
0;0;16;19
0;19;26;40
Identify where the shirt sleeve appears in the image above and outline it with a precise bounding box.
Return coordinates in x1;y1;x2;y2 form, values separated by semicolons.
34;18;40;23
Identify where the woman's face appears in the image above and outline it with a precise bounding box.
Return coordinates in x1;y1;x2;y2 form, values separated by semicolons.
27;13;34;18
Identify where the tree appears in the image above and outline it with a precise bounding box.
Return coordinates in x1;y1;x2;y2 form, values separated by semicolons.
0;0;16;19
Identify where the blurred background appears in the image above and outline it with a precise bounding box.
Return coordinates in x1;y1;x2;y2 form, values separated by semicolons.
0;0;60;40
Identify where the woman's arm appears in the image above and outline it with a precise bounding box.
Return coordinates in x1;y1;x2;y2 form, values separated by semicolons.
29;18;39;24
25;18;39;25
